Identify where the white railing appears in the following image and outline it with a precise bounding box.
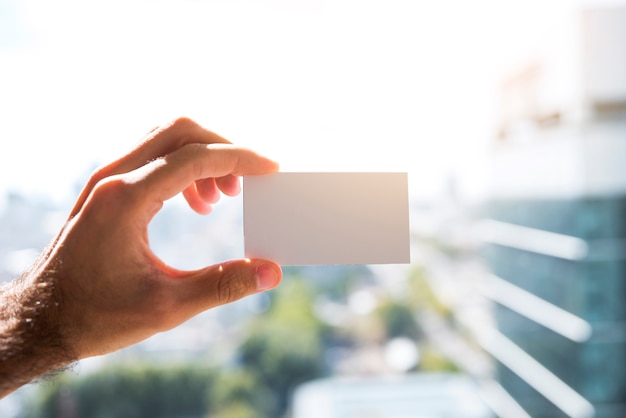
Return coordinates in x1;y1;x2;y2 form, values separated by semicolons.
477;274;592;342
475;219;588;260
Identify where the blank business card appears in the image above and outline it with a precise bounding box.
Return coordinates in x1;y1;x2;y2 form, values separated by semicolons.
243;172;410;265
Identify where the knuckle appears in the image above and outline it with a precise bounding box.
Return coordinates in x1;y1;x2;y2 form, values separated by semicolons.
216;269;253;305
89;164;108;181
169;116;199;133
86;164;111;189
150;117;200;151
90;176;136;208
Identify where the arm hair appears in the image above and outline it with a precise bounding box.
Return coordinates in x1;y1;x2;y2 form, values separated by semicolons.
0;266;77;398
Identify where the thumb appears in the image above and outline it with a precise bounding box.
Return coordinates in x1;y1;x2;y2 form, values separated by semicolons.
176;259;282;312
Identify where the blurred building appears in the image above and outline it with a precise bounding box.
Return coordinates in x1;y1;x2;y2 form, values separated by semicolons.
481;4;626;418
293;373;493;418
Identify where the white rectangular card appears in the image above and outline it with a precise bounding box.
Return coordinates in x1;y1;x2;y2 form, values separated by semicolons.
243;172;410;265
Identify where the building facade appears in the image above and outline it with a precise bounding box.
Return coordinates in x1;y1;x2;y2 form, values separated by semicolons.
483;4;626;417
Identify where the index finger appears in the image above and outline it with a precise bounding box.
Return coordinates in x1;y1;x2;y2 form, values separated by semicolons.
107;117;231;179
129;143;279;208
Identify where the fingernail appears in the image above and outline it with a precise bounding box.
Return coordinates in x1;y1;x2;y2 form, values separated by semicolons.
256;264;279;291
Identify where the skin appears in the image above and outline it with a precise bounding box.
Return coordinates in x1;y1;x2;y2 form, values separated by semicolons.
0;117;282;398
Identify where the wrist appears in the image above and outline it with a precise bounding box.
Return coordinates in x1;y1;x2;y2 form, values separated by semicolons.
0;268;77;398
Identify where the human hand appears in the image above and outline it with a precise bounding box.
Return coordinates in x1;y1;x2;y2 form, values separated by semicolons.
0;118;282;395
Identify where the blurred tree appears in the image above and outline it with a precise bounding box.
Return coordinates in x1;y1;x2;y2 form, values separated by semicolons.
405;266;459;373
238;277;327;417
407;266;452;317
206;369;275;418
23;362;215;418
376;299;421;340
419;346;459;373
208;402;256;418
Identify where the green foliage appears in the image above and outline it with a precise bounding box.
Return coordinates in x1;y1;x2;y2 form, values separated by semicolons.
407;266;452;317
238;277;326;416
376;300;420;340
206;370;275;417
404;267;460;373
23;362;215;418
418;346;460;373
208;402;257;418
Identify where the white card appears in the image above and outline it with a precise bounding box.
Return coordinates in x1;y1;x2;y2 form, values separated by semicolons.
243;172;410;265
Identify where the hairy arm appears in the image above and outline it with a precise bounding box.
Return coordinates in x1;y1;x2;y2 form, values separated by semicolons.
0;269;75;397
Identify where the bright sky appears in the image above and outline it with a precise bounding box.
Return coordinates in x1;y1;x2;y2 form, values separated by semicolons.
0;0;582;204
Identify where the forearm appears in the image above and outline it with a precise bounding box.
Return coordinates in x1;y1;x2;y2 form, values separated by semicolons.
0;269;76;398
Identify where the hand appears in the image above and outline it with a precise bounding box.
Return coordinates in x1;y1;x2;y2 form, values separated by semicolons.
0;117;282;396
